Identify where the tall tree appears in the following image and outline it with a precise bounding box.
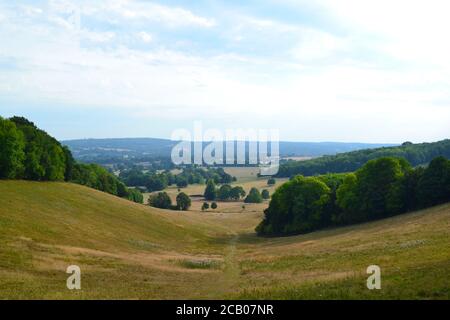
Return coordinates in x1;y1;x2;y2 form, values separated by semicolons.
204;179;217;201
0;117;25;179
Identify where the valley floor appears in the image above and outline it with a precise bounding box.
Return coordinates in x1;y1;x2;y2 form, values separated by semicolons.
1;181;449;299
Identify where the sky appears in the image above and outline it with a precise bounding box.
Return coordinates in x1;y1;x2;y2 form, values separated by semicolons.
0;0;449;143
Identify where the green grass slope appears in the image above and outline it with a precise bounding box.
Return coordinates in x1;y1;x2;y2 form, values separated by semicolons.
1;180;449;299
0;181;239;299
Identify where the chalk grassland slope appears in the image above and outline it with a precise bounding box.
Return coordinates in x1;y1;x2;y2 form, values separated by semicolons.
1;181;449;299
0;181;253;299
234;204;450;299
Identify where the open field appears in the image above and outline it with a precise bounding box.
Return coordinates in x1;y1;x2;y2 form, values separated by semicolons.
143;168;288;212
1;180;450;299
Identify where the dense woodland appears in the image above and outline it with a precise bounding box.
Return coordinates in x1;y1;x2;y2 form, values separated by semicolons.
277;139;450;178
0;116;143;204
257;156;450;236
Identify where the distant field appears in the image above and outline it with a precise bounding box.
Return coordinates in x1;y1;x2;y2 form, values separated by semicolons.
144;167;288;212
1;180;449;299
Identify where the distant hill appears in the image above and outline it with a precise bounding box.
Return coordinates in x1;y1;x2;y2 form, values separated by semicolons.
277;139;450;177
62;138;394;163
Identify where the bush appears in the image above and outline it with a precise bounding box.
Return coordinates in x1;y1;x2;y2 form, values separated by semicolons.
176;192;191;211
244;188;263;203
211;202;217;209
261;189;270;199
201;202;209;211
149;192;172;209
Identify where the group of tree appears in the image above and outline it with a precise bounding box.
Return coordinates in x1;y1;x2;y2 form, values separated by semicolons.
257;156;450;237
119;166;235;192
204;180;246;201
201;202;217;211
0;116;143;203
148;191;191;211
276;139;450;178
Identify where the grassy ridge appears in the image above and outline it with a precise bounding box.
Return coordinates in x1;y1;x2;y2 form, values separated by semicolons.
1;181;449;299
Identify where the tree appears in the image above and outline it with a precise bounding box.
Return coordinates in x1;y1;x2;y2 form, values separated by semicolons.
229;186;246;200
176;192;191;211
218;184;232;200
256;176;331;236
204;180;217;200
261;189;270;199
176;176;188;188
267;178;276;186
417;156;450;207
244;187;263;203
211;202;218;209
146;174;168;192
148;192;172;209
354;157;411;220
0;117;25;179
335;173;359;223
201;202;209;211
127;188;144;204
10;116;66;181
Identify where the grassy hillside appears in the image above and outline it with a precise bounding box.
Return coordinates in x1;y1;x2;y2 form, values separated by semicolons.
1;181;449;299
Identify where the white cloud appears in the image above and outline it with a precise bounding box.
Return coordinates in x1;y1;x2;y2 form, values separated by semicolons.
105;1;215;28
82;30;115;43
137;31;153;43
1;0;449;142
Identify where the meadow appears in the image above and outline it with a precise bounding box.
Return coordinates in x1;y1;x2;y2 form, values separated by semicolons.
1;176;449;299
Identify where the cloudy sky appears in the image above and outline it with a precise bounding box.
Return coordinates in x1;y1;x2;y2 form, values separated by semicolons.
0;0;449;142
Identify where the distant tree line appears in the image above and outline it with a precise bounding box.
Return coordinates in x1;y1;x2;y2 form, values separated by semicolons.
276;139;450;178
0;116;143;203
257;156;450;236
119;166;235;192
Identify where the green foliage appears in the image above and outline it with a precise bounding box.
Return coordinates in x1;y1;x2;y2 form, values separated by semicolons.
257;176;331;236
229;186;246;200
244;187;263;204
211;202;217;209
127;188;144;204
259;156;450;237
218;184;232;200
417;156;450;208
277;139;450;177
261;189;270;200
148;192;172;209
267;178;276;185
0;116;142;204
176;192;191;211
146;173;168;192
176;176;188;188
10;116;66;181
0;117;25;179
201;202;209;211
204;180;217;201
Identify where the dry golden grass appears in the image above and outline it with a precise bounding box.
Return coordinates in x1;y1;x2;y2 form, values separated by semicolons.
1;180;449;299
